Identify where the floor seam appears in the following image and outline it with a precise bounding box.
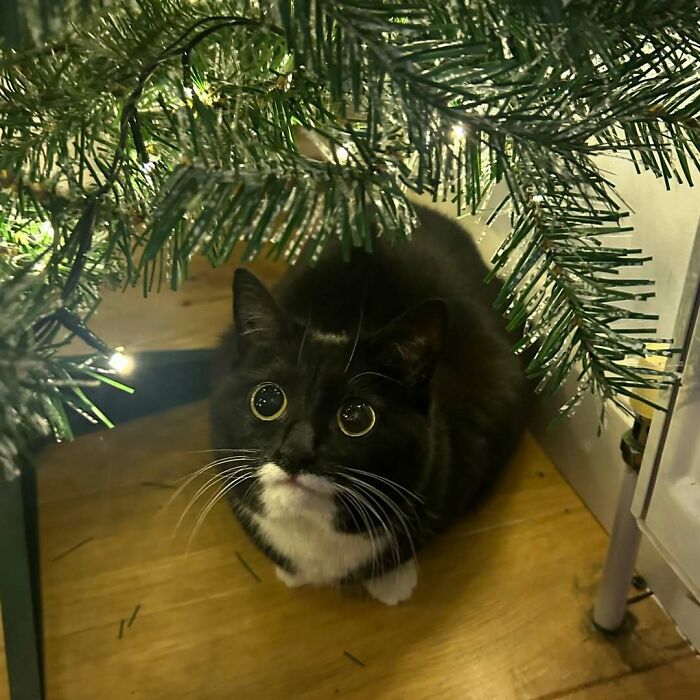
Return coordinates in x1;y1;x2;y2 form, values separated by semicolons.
529;651;695;700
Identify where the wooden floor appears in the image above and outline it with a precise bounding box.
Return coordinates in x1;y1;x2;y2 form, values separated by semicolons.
29;408;700;700
3;252;699;699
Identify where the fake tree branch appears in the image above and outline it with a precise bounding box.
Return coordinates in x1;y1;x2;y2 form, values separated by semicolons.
1;0;700;475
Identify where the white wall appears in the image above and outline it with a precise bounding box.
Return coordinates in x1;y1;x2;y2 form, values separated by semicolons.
594;155;700;338
490;157;700;646
530;157;699;527
420;156;700;529
419;155;700;647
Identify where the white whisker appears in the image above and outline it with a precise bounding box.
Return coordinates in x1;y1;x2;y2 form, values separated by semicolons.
159;457;251;520
339;481;399;572
168;455;255;506
187;472;256;549
181;448;262;455
359;487;402;571
347;370;402;386
336;485;382;578
342;467;425;503
344;307;363;374
342;470;421;524
343;474;420;571
297;310;312;365
175;464;255;532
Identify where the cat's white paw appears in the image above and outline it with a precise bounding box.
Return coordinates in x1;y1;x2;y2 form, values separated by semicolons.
275;566;307;588
365;559;418;605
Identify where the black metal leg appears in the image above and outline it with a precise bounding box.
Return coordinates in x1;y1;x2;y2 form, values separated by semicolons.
0;348;213;699
22;460;44;697
0;460;44;700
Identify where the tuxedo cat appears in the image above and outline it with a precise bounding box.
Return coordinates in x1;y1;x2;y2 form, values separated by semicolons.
210;204;528;604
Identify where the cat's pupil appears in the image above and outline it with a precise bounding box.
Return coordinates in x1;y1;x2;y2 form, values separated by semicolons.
252;383;285;419
338;400;375;437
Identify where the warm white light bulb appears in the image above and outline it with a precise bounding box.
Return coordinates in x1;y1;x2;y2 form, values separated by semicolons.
451;125;466;142
197;83;214;106
336;145;349;163
39;220;54;237
109;350;134;375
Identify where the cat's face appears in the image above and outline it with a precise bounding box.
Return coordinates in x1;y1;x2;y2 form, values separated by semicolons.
210;269;446;523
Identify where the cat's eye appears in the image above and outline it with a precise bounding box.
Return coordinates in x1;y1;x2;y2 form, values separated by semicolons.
250;383;287;421
337;400;376;437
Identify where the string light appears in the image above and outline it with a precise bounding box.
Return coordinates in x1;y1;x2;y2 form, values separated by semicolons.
183;82;214;106
40;308;135;375
196;83;214;106
335;144;350;163
39;220;54;238
108;348;134;375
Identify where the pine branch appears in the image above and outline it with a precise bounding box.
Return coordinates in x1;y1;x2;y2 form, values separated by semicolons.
489;156;679;415
2;0;700;468
0;260;131;479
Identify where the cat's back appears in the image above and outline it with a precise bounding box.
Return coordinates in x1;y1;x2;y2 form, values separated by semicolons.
275;204;500;334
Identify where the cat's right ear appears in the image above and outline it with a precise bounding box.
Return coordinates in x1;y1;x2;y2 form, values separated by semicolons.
369;299;448;387
233;269;286;348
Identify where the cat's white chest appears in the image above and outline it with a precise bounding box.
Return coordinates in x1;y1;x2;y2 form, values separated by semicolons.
251;463;383;584
253;510;381;584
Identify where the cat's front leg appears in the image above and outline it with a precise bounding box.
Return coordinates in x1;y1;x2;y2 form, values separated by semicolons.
365;558;418;605
275;566;307;588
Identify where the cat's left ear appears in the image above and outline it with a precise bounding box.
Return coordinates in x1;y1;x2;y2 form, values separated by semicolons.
370;299;448;385
233;268;287;347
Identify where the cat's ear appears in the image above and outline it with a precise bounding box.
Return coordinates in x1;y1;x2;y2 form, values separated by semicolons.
233;269;286;346
371;299;448;385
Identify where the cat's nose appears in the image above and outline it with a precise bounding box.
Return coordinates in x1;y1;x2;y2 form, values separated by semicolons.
278;421;315;474
280;456;314;476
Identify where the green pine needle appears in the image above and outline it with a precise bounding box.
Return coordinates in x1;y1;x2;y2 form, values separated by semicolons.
2;0;699;468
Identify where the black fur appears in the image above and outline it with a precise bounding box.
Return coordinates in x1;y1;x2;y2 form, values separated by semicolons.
210;204;528;580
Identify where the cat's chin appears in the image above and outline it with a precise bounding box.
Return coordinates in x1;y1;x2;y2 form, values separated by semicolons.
258;462;336;520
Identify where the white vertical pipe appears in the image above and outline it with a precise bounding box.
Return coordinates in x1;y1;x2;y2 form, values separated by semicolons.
592;465;643;632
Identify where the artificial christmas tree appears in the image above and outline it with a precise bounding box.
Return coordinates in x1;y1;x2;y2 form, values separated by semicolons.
1;0;699;477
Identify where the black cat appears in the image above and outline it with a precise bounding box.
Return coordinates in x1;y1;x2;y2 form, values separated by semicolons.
210;204;528;604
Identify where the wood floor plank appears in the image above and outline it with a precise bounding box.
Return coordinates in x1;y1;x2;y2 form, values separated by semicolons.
557;654;700;699
35;403;698;700
59;252;285;357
